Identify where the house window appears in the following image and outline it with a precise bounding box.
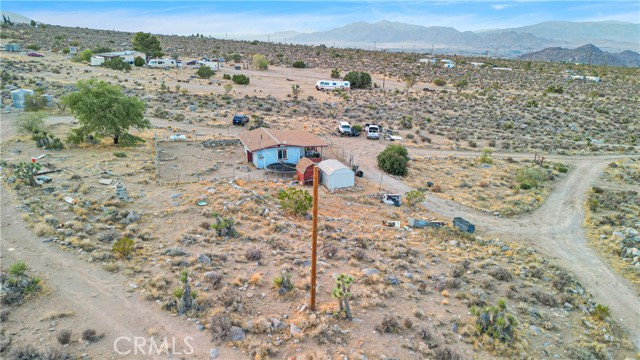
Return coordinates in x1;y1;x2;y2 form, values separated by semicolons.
278;149;288;160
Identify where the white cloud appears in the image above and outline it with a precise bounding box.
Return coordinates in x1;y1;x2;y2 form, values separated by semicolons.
491;4;513;11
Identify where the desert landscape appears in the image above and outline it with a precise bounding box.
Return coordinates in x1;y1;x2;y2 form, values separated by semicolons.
1;13;639;360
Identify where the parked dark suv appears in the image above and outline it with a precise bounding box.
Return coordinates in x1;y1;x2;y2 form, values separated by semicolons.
232;114;250;126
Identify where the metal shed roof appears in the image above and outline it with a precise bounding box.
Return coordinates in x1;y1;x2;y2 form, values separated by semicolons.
317;159;349;175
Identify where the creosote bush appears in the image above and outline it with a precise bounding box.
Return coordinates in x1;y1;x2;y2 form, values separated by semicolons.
112;237;134;258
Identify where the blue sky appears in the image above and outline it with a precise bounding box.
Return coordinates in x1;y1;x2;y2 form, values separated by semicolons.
3;1;639;37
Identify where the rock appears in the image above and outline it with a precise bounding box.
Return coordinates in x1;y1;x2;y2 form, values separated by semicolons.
626;228;638;237
612;231;625;240
98;179;113;185
197;253;212;264
563;302;573;311
209;348;220;359
229;326;246;341
582;319;595;329
529;325;542;335
385;275;400;286
361;268;380;276
293;259;311;267
501;246;510;251
604;334;614;342
125;211;141;223
129;282;138;289
188;105;197;112
271;318;287;331
164;248;187;257
171;193;182;199
290;323;302;336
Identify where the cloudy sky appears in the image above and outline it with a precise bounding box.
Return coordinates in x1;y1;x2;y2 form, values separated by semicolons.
3;1;639;37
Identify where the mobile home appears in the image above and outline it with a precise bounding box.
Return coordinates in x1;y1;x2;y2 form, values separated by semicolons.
90;56;105;66
315;80;350;91
147;58;177;68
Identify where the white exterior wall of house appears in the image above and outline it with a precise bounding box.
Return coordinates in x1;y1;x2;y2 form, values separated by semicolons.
251;146;302;169
90;56;105;66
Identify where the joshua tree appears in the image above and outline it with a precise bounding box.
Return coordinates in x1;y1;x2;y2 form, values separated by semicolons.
332;274;354;320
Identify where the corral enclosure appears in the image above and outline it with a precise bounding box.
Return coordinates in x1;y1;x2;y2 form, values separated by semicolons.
156;140;249;183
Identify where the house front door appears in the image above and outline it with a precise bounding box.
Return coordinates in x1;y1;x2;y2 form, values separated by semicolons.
247;151;253;163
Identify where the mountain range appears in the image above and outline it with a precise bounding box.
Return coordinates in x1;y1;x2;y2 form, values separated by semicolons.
520;43;640;67
286;20;639;54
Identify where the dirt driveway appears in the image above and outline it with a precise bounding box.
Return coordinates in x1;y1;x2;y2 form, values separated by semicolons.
330;134;640;346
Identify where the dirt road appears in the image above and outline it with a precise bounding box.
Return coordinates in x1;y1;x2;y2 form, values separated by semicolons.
0;185;229;358
332;135;640;346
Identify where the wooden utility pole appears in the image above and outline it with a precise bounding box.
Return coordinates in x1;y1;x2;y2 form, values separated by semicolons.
310;166;319;311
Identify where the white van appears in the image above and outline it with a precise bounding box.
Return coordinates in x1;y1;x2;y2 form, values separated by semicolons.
366;124;380;139
315;80;350;91
147;58;177;68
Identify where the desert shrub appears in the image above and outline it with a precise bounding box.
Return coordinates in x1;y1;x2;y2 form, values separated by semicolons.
272;271;293;294
196;65;215;79
352;249;367;261
554;163;569;173
544;85;564;94
9;346;44;360
531;290;557;307
433;78;446;86
16;112;46;134
82;329;101;342
113;151;127;158
102;57;131;71
553;272;572;291
218;289;242;310
352;124;362;133
418;326;430;340
516;167;545;188
245;248;262;261
23;94;49;112
32;130;64;150
376;315;401;334
1;261;42;305
592;304;610;321
292;60;306;68
471;299;517;343
222;74;231;80
401;116;413;129
28;44;41;51
133;56;145;67
377;144;409;176
489;266;512;281
343;71;372;89
232;74;250;85
112;237;134;258
209;313;232;342
323;242;339;259
435;347;463;360
57;329;72;345
330;68;340;79
277;187;312;216
404;189;425;208
211;217;237;237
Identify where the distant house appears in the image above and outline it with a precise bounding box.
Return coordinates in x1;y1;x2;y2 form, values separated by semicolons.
470;62;484;67
90;56;105;66
96;50;146;64
317;159;354;190
10;89;34;108
237;128;327;169
444;63;455;68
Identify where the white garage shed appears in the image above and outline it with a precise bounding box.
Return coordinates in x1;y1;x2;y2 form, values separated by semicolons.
318;159;354;190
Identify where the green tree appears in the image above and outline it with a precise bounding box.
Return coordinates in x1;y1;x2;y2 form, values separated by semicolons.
229;53;242;63
133;56;145;67
478;147;493;165
79;49;93;62
292;60;306;68
343;71;372;89
252;54;268;70
196;65;215;79
30;20;37;27
102;57;131;71
132;32;163;59
64;79;149;145
330;68;341;79
377;144;409;176
455;77;469;93
278;187;312;216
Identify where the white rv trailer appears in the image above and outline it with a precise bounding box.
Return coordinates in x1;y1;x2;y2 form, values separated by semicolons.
315;80;350;91
147;58;177;68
